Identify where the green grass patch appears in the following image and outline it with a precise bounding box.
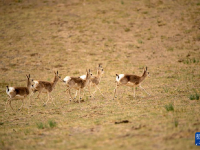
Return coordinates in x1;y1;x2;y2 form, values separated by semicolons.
36;122;45;129
174;119;178;127
36;120;57;129
189;93;199;100
124;27;130;32
164;103;174;111
48;120;57;128
183;58;199;64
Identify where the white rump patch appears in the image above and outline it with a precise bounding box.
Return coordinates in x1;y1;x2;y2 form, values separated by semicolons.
80;75;86;80
6;87;15;97
32;80;39;88
116;74;124;82
63;76;71;83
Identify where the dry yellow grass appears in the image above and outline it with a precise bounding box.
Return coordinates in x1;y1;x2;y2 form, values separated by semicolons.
0;0;200;149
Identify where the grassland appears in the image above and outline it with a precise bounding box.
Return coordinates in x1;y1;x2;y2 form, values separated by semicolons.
0;0;200;149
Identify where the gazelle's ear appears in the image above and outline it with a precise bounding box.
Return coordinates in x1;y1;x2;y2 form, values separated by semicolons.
146;67;148;71
29;74;30;78
57;71;58;75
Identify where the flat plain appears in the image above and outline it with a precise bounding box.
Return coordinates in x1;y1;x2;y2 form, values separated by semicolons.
0;0;200;149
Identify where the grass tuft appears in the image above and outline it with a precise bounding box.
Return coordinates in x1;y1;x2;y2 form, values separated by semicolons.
36;122;44;129
174;119;178;127
189;93;199;100
48;120;57;128
164;103;174;111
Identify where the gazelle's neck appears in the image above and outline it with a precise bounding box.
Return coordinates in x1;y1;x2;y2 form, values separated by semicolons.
52;76;59;89
139;71;147;83
27;79;32;91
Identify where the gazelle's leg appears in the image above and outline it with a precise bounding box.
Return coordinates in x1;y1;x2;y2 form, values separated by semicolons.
28;95;31;113
96;85;105;98
92;85;97;98
74;90;78;99
113;83;118;100
133;86;136;98
68;88;74;102
50;94;56;106
81;89;85;100
44;92;50;106
9;100;14;111
5;98;11;111
18;98;25;110
66;88;70;102
36;89;42;99
139;85;150;95
78;89;81;103
88;84;92;98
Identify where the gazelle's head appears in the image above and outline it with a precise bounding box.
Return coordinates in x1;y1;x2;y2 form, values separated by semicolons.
143;67;150;77
97;64;104;76
86;69;92;80
26;74;33;90
26;74;31;84
54;71;61;82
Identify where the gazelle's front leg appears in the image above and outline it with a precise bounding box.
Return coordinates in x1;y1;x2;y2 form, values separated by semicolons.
139;84;150;95
78;89;81;103
44;92;50;106
96;85;105;98
88;84;92;99
50;94;56;106
92;85;97;98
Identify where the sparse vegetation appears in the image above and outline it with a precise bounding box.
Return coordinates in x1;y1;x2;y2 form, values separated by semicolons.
0;0;200;150
164;103;174;111
48;120;57;128
189;93;199;100
174;119;179;127
183;58;199;64
36;122;45;129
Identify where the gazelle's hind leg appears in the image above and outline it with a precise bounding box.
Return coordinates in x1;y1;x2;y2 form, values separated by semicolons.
113;83;118;100
9;100;14;111
133;86;136;98
68;88;74;102
74;90;78;99
5;98;12;111
139;85;150;95
78;89;81;103
18;98;25;111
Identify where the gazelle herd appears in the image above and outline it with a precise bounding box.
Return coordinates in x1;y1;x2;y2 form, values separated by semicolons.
5;64;150;111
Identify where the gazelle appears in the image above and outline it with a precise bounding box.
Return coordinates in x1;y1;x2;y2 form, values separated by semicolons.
80;64;104;98
5;74;32;111
32;71;61;106
63;69;92;103
113;67;150;99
